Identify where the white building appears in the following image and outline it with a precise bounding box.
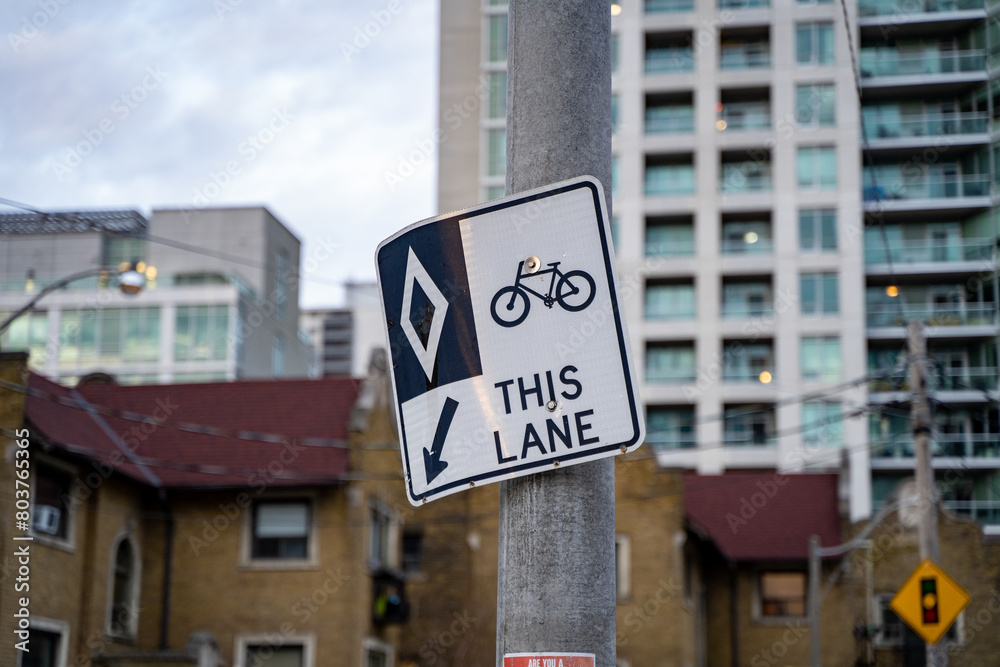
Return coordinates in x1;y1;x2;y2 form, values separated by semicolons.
437;0;1000;530
0;206;314;384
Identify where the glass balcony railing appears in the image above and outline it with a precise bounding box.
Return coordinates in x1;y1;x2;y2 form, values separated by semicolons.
865;112;988;139
874;433;1000;458
866;303;998;327
720;109;771;131
720;0;769;6
858;0;984;17
645;0;695;12
645;240;696;256
724;431;776;447
870;367;999;392
720;48;771;69
645;110;695;133
646;368;697;382
944;500;1000;526
865;238;995;264
645;172;696;196
722;302;774;318
648;432;698;449
645;49;695;73
862;174;990;201
859;49;986;77
720;173;772;193
722;368;774;382
721;238;773;254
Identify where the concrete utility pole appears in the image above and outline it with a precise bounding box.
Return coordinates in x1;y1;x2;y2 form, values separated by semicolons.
907;320;945;667
497;2;615;666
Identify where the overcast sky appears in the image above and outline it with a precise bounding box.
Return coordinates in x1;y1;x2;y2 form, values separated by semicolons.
0;0;438;307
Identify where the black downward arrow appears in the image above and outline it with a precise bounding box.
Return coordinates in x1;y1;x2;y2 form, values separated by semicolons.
423;397;458;484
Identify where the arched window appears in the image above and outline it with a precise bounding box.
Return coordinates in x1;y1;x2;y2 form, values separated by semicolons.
108;537;138;637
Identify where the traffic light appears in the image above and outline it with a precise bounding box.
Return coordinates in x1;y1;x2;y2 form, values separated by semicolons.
921;577;939;624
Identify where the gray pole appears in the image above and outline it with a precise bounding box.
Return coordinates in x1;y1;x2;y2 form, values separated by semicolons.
497;2;615;666
809;536;821;667
906;320;945;667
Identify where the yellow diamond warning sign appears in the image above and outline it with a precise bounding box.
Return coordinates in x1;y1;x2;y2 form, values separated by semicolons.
890;559;970;645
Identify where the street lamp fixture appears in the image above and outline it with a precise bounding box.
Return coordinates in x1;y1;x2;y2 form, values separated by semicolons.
0;264;148;340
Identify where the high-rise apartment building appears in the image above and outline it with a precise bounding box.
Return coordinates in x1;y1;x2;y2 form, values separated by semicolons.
437;0;1000;530
0;206;314;384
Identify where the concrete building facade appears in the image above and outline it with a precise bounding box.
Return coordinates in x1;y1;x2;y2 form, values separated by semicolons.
435;0;1000;531
0;206;314;385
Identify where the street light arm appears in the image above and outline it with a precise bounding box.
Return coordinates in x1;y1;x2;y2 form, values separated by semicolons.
0;266;116;338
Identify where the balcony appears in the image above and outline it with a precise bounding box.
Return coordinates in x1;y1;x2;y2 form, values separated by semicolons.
645;106;695;134
864;111;988;141
870;366;999;392
866;303;997;328
645;47;695;74
645;0;695;12
723;429;776;447
858;0;983;17
944;500;1000;529
873;433;1000;458
862;173;990;201
720;0;769;6
719;102;771;131
720;45;771;69
645;164;695;196
720;171;772;193
648;432;698;449
859;49;986;78
722;302;774;318
864;238;995;265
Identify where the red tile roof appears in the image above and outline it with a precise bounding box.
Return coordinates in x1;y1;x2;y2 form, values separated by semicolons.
684;471;841;561
25;373;360;489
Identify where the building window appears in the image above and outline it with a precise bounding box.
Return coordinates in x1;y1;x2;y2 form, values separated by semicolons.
174;305;228;362
363;639;394;667
488;15;507;63
645;282;695;319
723;341;774;382
611;94;620;134
401;529;423;574
485;185;505;200
801;272;838;315
796;83;835;126
108;536;139;638
103;235;147;267
611;155;620;196
272;334;285;376
799;209;837;251
615;534;631;602
60;307;160;365
802;401;842;447
275;249;289;321
369;505;396;569
245;644;305;667
797;146;837;189
18;620;68;667
796;22;834;65
758;572;807;618
488;71;507;119
646;342;696;382
724;405;775;447
611;33;619;73
0;311;48;368
647;406;696;450
252;501;310;560
487;128;506;177
801;336;841;382
32;464;73;542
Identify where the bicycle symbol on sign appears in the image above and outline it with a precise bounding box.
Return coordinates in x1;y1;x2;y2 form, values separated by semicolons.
490;257;596;328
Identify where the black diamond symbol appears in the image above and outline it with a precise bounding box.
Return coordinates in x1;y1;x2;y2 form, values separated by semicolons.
409;281;435;350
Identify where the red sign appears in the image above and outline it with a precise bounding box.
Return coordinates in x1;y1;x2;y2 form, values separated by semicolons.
504;654;595;667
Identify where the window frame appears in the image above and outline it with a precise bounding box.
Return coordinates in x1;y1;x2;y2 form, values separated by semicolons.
16;617;70;667
368;501;399;571
30;458;78;552
361;637;394;667
795;83;836;127
800;271;839;316
796;21;835;66
235;633;316;667
801;336;842;382
105;531;141;640
755;570;808;621
802;400;843;447
799;208;837;252
797;146;837;190
241;495;318;569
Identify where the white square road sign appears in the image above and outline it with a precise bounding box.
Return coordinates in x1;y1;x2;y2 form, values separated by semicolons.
376;176;644;505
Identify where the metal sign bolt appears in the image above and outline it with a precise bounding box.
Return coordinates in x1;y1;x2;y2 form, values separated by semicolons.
524;256;541;273
546;400;557;411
